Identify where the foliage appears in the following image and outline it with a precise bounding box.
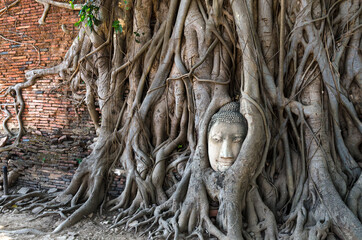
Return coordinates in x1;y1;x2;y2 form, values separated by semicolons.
73;0;100;31
121;0;129;11
69;0;75;10
112;20;122;34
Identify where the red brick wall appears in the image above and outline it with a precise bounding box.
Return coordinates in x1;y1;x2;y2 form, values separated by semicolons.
0;1;113;194
0;0;91;135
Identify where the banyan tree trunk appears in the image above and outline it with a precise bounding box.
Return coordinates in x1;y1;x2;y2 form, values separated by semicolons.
1;0;361;239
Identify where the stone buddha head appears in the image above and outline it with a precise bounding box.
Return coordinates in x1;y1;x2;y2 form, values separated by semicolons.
207;102;248;172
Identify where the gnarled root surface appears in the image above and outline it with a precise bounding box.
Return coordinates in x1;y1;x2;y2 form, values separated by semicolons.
1;0;362;239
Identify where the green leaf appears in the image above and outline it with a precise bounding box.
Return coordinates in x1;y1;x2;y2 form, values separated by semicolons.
112;20;120;28
74;1;100;31
112;20;122;33
69;1;74;9
80;5;87;13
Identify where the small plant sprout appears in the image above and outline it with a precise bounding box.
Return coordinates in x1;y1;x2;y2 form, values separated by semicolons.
73;0;101;31
112;20;123;34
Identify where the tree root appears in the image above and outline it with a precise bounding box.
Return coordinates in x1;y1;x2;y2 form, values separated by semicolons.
108;165;224;239
0;228;46;235
246;187;278;240
0;194;18;205
0;0;20;14
52;173;104;233
0;191;46;211
111;206;157;231
30;204;82;221
18;196;67;214
35;0;82;24
347;173;362;221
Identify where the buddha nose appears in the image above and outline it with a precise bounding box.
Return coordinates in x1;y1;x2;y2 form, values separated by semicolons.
220;140;234;159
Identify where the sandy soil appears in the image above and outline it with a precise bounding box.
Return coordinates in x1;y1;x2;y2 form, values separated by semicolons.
0;210;146;240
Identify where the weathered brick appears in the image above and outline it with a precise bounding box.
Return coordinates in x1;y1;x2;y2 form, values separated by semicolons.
0;0;123;196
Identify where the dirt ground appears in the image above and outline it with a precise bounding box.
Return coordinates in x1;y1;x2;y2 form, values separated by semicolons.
0;209;146;240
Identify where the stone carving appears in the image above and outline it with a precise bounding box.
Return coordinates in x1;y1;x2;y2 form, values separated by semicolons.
208;102;248;172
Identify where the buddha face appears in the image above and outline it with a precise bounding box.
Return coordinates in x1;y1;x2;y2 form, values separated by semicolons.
208;122;245;172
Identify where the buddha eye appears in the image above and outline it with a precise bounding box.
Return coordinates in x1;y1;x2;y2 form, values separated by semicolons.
212;136;222;142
